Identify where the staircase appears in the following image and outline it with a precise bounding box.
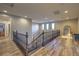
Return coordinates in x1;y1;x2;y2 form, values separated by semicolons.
13;30;60;56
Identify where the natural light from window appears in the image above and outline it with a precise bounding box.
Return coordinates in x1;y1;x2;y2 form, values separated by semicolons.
46;24;49;30
42;24;44;30
52;23;55;30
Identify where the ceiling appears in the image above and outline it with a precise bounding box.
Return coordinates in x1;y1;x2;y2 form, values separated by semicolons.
0;13;11;21
0;3;79;23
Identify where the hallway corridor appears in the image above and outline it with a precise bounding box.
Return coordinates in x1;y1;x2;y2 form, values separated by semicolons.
0;37;23;56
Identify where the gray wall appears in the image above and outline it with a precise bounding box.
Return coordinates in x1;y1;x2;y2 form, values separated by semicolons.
32;23;39;34
11;16;32;44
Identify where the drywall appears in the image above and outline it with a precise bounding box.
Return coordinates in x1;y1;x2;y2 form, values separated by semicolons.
32;23;39;34
11;17;32;44
55;19;78;35
38;19;78;35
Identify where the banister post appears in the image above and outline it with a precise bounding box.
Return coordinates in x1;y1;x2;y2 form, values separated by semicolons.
42;30;44;46
16;30;18;39
13;31;14;40
52;30;54;39
26;32;28;56
58;30;60;36
36;40;37;48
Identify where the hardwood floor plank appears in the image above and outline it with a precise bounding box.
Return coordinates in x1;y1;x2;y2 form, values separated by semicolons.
0;37;23;56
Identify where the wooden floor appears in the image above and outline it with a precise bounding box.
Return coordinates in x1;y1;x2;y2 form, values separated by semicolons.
31;36;79;56
0;37;23;56
0;35;79;56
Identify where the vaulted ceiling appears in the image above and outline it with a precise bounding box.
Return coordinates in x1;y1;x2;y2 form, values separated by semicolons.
0;3;79;23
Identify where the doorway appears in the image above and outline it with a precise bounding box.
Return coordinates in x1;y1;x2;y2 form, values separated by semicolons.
0;23;5;37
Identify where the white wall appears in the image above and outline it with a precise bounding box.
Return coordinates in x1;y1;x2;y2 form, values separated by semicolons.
55;19;78;35
11;17;32;44
38;19;78;35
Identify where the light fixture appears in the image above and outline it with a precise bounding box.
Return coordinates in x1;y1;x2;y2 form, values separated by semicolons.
3;10;7;13
64;10;68;13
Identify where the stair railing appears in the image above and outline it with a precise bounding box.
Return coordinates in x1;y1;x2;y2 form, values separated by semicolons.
13;30;60;56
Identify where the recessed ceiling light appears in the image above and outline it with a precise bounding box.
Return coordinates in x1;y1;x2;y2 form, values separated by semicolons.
3;10;7;13
64;10;68;13
24;16;27;18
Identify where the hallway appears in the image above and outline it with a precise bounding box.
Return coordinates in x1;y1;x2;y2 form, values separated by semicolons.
0;37;23;56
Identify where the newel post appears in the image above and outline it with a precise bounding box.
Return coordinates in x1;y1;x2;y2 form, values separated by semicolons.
26;32;28;56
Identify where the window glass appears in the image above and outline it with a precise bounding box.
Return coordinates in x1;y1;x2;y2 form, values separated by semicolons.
42;24;44;30
52;23;55;30
46;24;49;30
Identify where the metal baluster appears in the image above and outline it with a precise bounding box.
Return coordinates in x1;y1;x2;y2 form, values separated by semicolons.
16;30;18;39
42;30;44;46
52;30;53;39
36;40;37;49
13;31;14;40
26;32;28;56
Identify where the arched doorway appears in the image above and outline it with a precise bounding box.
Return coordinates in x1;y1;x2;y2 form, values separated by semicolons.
63;25;71;35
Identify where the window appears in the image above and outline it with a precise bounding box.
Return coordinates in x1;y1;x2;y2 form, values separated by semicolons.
42;24;44;30
52;23;55;30
46;24;49;30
